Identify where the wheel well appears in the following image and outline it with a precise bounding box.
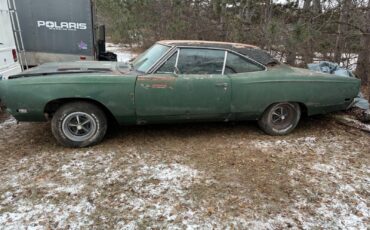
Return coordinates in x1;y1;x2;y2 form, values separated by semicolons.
44;98;117;124
297;102;308;117
260;102;308;119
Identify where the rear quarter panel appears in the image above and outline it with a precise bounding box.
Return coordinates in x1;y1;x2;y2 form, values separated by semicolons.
230;66;361;119
0;74;137;124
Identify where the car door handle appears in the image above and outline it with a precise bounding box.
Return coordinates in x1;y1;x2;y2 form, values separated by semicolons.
215;83;228;87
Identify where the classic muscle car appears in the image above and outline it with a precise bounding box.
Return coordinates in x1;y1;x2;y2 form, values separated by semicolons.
0;40;360;147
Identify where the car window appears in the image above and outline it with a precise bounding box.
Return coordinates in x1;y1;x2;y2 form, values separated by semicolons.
133;43;170;73
224;52;264;74
156;52;177;74
177;48;225;75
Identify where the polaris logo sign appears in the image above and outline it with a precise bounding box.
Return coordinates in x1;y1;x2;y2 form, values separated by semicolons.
37;21;87;31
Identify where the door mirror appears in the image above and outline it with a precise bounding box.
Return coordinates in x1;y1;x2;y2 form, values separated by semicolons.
174;66;180;75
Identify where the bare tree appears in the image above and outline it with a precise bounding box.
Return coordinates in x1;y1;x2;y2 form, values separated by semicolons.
334;0;352;63
96;0;370;93
355;0;370;97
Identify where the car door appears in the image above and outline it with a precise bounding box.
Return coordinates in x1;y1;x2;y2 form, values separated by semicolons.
135;48;231;122
223;51;268;119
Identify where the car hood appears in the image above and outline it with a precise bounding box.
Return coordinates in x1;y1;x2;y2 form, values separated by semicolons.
8;61;132;79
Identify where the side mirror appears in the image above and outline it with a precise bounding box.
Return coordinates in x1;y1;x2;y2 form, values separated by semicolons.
174;66;180;75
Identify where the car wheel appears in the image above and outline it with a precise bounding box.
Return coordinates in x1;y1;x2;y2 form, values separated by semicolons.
51;102;107;147
258;102;301;135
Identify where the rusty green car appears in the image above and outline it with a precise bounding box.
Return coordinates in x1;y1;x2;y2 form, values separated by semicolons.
0;40;360;147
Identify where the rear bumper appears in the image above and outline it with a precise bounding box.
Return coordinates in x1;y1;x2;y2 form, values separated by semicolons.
346;98;357;110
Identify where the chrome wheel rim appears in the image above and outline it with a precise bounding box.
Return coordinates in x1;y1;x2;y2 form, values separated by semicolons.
270;104;295;130
62;112;97;142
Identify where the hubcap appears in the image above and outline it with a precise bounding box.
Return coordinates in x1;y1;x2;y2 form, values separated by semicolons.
270;104;295;130
62;112;97;142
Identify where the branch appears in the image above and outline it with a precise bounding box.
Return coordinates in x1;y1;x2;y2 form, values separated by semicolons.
333;21;366;34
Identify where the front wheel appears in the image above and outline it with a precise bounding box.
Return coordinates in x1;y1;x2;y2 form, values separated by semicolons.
258;102;301;135
51;102;107;148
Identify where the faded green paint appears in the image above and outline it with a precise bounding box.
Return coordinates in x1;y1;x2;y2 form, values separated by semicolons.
230;65;360;118
135;73;231;123
0;62;360;125
0;73;137;124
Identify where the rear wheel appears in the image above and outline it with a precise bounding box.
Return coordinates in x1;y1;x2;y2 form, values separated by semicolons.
51;102;107;147
258;102;301;135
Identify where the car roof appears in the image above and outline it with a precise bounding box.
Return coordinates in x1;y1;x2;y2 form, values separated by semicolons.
158;40;258;49
157;40;278;66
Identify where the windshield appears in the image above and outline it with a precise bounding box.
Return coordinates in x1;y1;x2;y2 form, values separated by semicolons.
132;43;170;72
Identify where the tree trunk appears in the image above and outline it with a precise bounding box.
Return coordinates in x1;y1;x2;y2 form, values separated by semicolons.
355;0;370;96
334;0;351;64
303;0;312;9
286;50;296;66
312;0;322;14
301;0;314;65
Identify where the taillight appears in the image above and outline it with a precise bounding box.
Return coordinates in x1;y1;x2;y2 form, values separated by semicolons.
12;49;17;62
80;56;86;60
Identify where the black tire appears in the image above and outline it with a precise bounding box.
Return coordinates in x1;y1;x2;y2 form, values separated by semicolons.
258;102;301;135
51;102;107;148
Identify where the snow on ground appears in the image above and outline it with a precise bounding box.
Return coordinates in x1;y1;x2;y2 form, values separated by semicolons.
0;148;210;229
0;116;16;129
106;43;134;63
251;134;369;229
0;113;369;229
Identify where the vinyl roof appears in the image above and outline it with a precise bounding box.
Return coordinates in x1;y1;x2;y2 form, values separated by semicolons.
158;40;258;49
157;40;278;66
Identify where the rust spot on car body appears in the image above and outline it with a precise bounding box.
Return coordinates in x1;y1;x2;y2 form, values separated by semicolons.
151;83;169;89
138;75;176;81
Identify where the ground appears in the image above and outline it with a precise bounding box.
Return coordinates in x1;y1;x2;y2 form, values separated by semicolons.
0;111;369;229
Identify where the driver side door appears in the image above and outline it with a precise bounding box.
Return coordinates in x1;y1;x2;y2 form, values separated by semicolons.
135;48;231;123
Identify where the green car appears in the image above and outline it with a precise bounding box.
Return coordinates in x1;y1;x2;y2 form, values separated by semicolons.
0;40;360;147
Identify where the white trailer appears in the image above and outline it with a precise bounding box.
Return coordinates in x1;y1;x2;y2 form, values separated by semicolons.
0;0;21;79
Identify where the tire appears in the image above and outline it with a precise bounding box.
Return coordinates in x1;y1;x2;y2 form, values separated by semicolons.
51;102;107;148
258;102;301;135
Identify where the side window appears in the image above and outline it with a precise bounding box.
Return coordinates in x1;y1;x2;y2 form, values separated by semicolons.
224;52;264;74
177;49;225;75
156;52;177;74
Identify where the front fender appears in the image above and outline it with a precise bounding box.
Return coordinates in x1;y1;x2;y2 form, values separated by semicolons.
1;74;137;123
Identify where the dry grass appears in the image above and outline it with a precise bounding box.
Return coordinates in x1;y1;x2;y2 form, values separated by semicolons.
0;111;369;229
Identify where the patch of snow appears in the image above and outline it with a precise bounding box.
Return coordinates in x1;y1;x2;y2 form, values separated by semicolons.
312;163;337;173
106;43;133;63
252;136;353;156
0;198;95;229
295;197;369;230
53;184;85;195
114;163;203;227
141;163;199;181
253;136;319;153
0;116;17;129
